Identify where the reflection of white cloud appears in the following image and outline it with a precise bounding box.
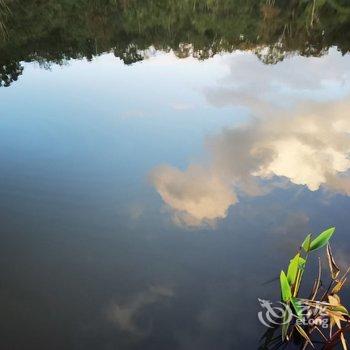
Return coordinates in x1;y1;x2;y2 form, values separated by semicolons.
107;286;173;335
150;165;236;227
205;48;350;112
151;98;350;227
245;101;350;192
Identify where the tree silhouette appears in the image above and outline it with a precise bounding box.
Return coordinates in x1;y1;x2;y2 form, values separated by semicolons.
0;0;350;86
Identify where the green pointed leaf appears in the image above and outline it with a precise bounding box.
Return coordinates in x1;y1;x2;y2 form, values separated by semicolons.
281;312;290;341
301;234;312;252
298;257;306;270
280;270;292;302
288;255;306;297
287;254;300;285
291;297;303;319
309;227;335;251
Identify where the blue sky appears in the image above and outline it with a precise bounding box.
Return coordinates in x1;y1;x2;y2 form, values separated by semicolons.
1;48;350;229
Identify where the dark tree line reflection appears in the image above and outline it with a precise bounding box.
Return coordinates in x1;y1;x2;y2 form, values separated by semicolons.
1;0;350;86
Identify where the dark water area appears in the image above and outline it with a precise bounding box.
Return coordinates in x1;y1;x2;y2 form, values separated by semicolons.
1;1;350;349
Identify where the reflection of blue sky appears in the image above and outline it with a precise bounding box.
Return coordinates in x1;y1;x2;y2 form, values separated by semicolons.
0;52;244;171
2;49;350;350
1;48;350;230
150;48;350;227
0;51;243;234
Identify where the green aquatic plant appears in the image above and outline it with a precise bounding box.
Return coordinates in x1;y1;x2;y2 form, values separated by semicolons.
261;227;350;349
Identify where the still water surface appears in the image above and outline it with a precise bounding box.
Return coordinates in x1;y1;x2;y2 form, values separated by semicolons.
1;1;350;349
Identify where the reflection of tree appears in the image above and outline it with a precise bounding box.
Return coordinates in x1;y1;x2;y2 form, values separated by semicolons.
113;44;144;65
255;43;287;64
0;0;350;86
0;0;9;39
0;62;23;87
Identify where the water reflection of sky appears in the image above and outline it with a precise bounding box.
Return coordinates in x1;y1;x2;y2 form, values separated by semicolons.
151;48;350;228
1;48;350;349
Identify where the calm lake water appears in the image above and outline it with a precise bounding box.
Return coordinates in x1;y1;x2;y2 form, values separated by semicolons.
1;1;350;349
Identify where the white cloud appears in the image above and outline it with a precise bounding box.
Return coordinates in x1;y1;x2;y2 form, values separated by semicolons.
107;286;173;335
205;48;350;112
150;165;236;227
151;98;350;227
